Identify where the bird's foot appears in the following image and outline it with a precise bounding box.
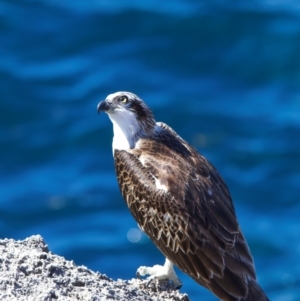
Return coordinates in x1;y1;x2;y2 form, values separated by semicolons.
136;258;182;289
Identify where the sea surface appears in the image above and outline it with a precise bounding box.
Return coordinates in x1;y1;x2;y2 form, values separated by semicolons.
1;1;300;300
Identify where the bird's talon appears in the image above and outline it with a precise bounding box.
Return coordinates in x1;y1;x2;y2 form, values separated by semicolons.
146;277;155;287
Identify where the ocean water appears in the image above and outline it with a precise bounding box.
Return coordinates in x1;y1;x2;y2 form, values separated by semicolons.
1;1;300;300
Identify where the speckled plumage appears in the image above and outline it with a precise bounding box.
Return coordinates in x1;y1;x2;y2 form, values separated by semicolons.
98;92;269;301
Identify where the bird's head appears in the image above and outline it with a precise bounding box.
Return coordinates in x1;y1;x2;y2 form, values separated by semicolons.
97;92;156;149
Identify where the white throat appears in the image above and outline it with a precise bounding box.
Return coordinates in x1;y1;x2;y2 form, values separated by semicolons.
107;109;142;152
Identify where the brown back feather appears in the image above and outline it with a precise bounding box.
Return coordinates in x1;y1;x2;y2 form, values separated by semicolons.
113;122;269;301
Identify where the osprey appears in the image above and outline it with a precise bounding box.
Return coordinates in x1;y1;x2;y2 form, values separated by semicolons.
97;92;269;301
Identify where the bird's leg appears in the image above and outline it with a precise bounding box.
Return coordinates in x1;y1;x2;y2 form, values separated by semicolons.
136;258;182;289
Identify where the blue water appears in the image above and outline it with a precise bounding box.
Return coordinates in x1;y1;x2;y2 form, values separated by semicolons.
1;1;300;300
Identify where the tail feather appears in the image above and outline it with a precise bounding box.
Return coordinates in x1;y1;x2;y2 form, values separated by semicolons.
243;279;269;301
204;277;269;301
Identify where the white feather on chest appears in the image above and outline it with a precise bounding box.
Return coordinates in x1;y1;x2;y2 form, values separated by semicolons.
108;109;141;152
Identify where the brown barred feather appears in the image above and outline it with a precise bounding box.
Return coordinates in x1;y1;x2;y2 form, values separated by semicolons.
112;119;269;301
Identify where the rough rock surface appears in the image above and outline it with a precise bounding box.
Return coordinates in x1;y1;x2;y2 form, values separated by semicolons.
0;235;190;301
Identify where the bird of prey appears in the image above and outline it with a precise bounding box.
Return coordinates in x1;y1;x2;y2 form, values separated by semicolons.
97;91;269;301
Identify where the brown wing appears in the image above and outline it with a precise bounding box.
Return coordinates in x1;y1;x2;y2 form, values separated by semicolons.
114;123;267;301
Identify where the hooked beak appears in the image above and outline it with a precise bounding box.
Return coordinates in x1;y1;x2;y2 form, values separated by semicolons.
97;100;110;114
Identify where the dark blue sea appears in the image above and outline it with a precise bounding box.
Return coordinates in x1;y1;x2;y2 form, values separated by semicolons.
1;1;300;300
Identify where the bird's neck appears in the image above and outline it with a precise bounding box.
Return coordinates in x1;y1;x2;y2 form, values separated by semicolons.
110;116;151;152
107;111;157;152
111;120;138;151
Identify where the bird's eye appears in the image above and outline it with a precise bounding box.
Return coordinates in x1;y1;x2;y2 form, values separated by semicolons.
119;96;128;103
